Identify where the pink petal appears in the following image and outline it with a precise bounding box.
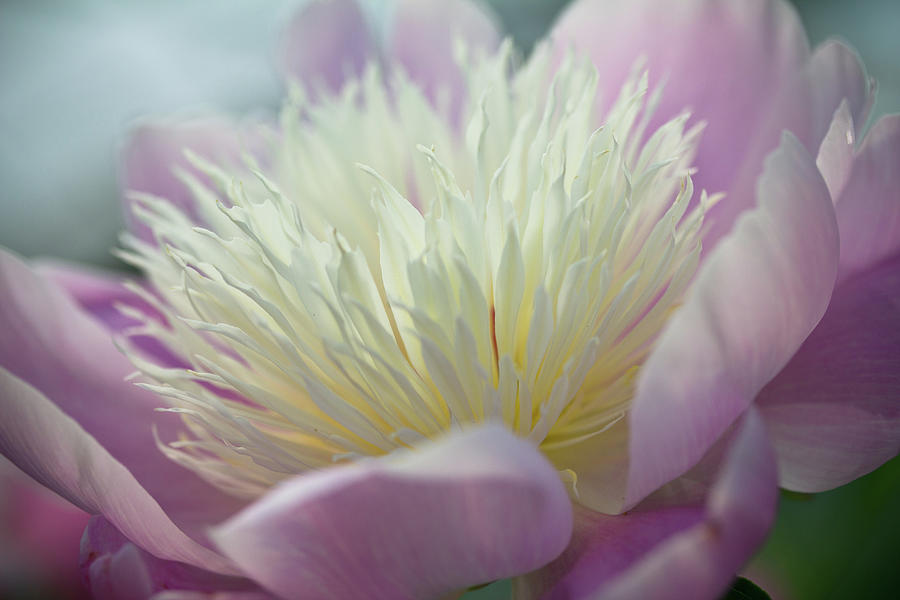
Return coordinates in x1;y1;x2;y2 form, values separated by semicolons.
757;254;900;492
718;38;874;250
517;410;778;600
81;517;259;599
833;115;900;281
31;263;233;421
806;40;875;149
151;592;273;600
514;505;704;600
0;368;237;575
34;260;159;333
211;425;572;600
625;133;838;507
561;405;737;516
636;416;748;512
0;458;90;592
31;260;187;374
0;250;244;540
816;100;857;201
279;0;377;94
122;116;266;243
601;411;777;600
550;0;810;247
388;0;501;118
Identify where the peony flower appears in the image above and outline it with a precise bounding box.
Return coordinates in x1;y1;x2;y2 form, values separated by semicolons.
1;0;898;599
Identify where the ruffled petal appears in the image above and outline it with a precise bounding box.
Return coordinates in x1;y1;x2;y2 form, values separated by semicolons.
279;0;377;94
833;115;900;281
625;133;838;507
122;116;266;243
212;425;572;600
758;254;900;492
516;410;778;600
0;250;244;539
550;0;810;246
387;0;501;118
81;517;258;599
0;368;237;575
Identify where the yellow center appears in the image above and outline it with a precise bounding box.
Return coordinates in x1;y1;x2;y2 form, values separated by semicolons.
120;42;712;506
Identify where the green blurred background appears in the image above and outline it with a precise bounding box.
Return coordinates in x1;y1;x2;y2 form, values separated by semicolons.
1;1;897;599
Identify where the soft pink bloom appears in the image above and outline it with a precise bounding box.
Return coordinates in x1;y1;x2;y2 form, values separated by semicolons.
1;1;898;599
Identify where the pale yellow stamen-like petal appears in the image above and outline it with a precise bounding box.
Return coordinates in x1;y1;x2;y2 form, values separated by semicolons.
119;42;711;499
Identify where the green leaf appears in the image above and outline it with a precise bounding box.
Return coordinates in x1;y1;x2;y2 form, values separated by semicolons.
719;577;772;600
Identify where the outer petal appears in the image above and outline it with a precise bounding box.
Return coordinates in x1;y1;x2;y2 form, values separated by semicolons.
212;425;572;600
815;100;857;201
81;517;258;600
833;115;900;281
279;0;377;94
0;368;237;575
31;260;188;374
122;116;265;244
0;457;90;596
762;115;900;492
152;592;273;600
806;40;875;150
757;255;900;492
768;41;875;213
556;395;739;516
716;38;875;250
515;505;703;600
625;134;838;507
516;410;778;600
0;250;244;539
387;0;501;118
598;411;777;600
34;260;157;333
550;0;810;245
748;40;875;204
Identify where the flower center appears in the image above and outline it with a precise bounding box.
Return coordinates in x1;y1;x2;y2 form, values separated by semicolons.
120;42;711;499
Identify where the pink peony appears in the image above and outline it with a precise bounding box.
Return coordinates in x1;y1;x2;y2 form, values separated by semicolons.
1;1;897;599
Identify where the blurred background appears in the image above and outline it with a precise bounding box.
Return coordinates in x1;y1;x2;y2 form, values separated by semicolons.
0;0;897;598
